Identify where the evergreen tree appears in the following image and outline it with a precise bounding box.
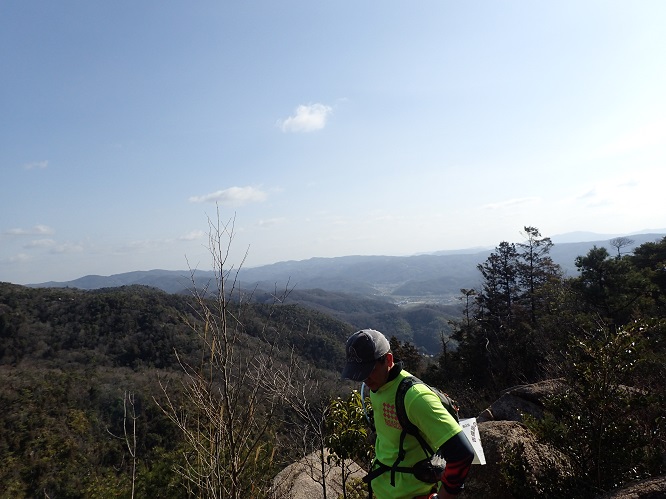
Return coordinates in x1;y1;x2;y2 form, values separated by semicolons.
572;246;650;326
629;236;666;316
450;227;562;389
516;226;560;324
389;336;423;375
476;240;520;333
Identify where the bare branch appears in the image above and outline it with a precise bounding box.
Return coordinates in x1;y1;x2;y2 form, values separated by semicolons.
154;207;307;498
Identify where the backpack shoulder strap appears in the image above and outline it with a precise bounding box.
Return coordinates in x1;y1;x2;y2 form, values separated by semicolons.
395;376;418;435
395;376;434;456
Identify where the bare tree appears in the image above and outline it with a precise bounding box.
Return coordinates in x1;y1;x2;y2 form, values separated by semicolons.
107;391;138;499
609;237;635;258
155;209;296;499
269;354;335;499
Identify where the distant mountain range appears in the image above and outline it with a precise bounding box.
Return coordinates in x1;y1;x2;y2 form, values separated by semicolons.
30;231;666;303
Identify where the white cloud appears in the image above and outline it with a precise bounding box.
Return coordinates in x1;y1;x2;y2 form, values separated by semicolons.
179;230;205;241
24;238;56;248
117;239;162;253
278;103;333;133
188;186;268;206
22;160;49;170
5;225;55;236
8;253;31;263
617;179;639;188
577;189;597;200
592;119;666;159
21;238;83;254
574;173;650;210
257;218;285;228
50;243;84;254
481;197;540;210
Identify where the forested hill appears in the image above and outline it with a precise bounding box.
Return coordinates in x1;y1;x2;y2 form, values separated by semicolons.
0;280;460;496
0;282;356;497
0;283;352;372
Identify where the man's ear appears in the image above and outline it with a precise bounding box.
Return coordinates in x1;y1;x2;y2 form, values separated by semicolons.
385;352;394;367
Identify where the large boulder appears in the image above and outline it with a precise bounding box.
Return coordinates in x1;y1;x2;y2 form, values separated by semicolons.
272;380;665;498
270;448;365;499
596;475;666;498
464;420;575;498
472;380;666;498
477;379;566;423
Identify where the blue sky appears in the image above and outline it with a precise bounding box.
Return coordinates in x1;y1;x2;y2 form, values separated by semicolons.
2;1;665;285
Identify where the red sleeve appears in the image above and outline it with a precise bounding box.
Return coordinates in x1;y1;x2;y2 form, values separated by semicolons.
437;431;474;494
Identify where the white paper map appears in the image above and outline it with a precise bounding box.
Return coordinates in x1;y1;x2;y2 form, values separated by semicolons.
460;418;486;465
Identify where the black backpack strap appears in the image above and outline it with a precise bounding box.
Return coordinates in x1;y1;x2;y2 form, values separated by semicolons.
364;460;413;486
396;376;434;456
363;462;389;483
395;377;414;430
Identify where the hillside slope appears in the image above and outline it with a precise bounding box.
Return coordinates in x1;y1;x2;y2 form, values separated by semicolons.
0;283;353;497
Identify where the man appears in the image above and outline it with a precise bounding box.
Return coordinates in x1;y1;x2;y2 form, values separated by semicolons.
342;329;474;499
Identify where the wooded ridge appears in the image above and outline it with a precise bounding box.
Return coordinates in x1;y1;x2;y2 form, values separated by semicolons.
29;233;665;299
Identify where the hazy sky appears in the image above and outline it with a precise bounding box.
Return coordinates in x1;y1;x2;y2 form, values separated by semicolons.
2;1;665;285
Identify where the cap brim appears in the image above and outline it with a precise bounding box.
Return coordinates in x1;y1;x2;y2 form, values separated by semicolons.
341;361;375;382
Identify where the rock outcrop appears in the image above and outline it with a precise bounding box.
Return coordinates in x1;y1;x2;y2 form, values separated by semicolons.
270;448;365;499
271;379;665;498
464;420;575;498
477;378;566;423
597;475;666;498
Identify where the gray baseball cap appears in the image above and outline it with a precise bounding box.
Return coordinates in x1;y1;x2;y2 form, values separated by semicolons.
341;329;390;381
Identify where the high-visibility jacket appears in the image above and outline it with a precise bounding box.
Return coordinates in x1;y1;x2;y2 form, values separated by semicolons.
369;368;462;499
